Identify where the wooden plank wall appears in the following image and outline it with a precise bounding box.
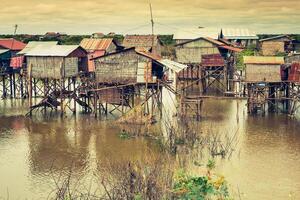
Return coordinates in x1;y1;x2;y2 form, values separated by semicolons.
245;64;281;82
175;39;220;64
28;56;78;79
94;49;150;84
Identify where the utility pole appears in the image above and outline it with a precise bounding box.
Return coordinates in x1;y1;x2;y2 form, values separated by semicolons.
149;3;154;50
10;24;18;52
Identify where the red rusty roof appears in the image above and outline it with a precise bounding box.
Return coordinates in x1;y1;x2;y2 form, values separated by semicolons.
0;38;26;51
136;50;161;60
80;38;114;52
201;54;225;67
219;45;243;52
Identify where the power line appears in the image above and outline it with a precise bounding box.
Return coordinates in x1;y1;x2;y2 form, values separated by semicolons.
155;22;201;35
121;23;151;35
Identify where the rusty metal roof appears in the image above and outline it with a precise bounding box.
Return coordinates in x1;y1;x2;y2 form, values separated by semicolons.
80;38;114;52
0;38;26;51
136;50;161;60
123;35;160;48
202;54;225;67
244;56;285;64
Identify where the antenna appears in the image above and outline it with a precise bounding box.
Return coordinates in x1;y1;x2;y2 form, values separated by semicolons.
149;3;154;50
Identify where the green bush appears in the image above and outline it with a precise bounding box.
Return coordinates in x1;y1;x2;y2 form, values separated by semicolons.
172;160;231;200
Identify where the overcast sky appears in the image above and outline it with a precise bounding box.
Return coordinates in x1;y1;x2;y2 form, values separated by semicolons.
0;0;299;35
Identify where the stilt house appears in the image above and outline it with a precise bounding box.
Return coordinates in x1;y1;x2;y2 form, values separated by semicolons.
25;45;88;79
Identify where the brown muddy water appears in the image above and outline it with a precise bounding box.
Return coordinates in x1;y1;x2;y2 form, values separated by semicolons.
0;99;300;199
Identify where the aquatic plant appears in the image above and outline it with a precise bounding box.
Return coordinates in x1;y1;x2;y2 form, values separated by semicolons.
172;161;230;200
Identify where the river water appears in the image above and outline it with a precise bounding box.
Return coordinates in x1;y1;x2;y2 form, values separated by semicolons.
0;99;299;199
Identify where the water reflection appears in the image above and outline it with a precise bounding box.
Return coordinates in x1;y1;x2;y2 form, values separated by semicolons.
0;99;299;199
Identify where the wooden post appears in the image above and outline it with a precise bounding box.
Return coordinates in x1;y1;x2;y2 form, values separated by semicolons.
28;64;33;116
121;87;124;114
9;74;13;98
73;79;76;114
60;62;65;117
20;73;24;98
12;73;16;98
94;92;97;118
2;75;6;98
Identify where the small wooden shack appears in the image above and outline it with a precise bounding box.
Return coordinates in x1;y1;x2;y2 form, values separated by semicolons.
122;35;163;56
259;35;293;56
244;56;285;83
80;38;122;72
175;37;222;64
93;48;164;84
11;41;59;69
25;45;87;79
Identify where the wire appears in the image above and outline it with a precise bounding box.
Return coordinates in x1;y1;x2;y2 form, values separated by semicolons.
156;22;200;35
120;23;151;35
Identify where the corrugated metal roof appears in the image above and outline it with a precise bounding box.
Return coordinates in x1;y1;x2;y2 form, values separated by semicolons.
222;28;258;40
158;59;188;73
0;49;9;55
18;41;58;55
136;50;161;60
0;38;26;51
25;45;81;57
87;50;106;72
244;56;284;64
259;35;292;42
80;38;113;51
202;54;225;67
123;35;160;48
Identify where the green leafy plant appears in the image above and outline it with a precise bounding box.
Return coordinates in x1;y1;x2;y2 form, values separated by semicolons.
236;49;256;70
119;130;132;139
172;161;230;200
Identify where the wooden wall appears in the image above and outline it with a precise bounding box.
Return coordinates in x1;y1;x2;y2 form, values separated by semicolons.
175;39;220;64
28;56;78;79
94;49;151;84
245;64;281;82
261;41;285;56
